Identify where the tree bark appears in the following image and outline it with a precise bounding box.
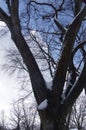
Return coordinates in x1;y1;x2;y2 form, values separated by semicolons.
39;111;69;130
0;2;86;130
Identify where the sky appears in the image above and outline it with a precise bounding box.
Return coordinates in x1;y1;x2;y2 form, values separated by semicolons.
0;22;20;113
0;1;34;116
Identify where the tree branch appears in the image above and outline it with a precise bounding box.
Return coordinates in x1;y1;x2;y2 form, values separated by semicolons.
53;5;86;107
54;18;67;33
10;0;21;31
69;40;86;73
6;0;11;14
64;58;86;110
0;1;47;104
74;0;82;16
0;8;12;28
72;40;86;59
29;1;57;12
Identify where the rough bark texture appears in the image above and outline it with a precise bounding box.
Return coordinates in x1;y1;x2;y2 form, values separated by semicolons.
0;1;86;130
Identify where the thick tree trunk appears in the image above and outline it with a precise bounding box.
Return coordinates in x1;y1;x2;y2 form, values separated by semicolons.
40;118;69;130
0;2;86;130
39;106;69;130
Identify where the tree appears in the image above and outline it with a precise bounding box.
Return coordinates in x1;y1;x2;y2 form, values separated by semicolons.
10;101;38;130
9;103;21;130
0;0;86;130
69;96;86;130
0;111;8;130
70;104;86;130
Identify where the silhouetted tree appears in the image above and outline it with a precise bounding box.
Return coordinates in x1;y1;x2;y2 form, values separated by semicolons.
70;96;86;130
0;1;86;130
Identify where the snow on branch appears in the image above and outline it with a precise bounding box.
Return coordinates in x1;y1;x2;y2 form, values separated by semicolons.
45;80;53;90
38;99;48;110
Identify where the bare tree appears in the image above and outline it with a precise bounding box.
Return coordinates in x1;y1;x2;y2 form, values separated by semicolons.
10;101;37;130
69;96;86;130
0;111;7;130
0;0;86;130
9;103;21;130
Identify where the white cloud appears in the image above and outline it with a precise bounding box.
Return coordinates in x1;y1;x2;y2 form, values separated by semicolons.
0;26;19;113
0;71;19;111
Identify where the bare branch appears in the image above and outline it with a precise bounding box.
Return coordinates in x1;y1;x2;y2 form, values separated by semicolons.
53;5;86;107
64;59;86;110
74;0;82;16
0;1;47;104
29;1;57;12
6;0;11;14
54;18;67;33
0;8;12;28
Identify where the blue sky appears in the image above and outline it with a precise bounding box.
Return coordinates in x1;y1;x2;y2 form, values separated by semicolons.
0;0;8;12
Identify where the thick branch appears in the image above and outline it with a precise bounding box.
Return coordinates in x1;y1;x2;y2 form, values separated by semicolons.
74;0;82;16
72;40;86;59
0;1;47;104
63;42;86;97
10;0;21;31
6;0;11;14
0;8;12;28
54;18;66;34
69;40;86;72
11;32;47;104
53;5;86;106
64;59;86;109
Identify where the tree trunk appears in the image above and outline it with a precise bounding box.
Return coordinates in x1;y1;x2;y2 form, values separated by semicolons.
39;106;69;130
40;118;69;130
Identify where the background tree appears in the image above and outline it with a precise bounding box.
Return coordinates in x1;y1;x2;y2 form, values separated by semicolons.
9;101;38;130
69;96;86;130
0;111;8;130
0;0;86;130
